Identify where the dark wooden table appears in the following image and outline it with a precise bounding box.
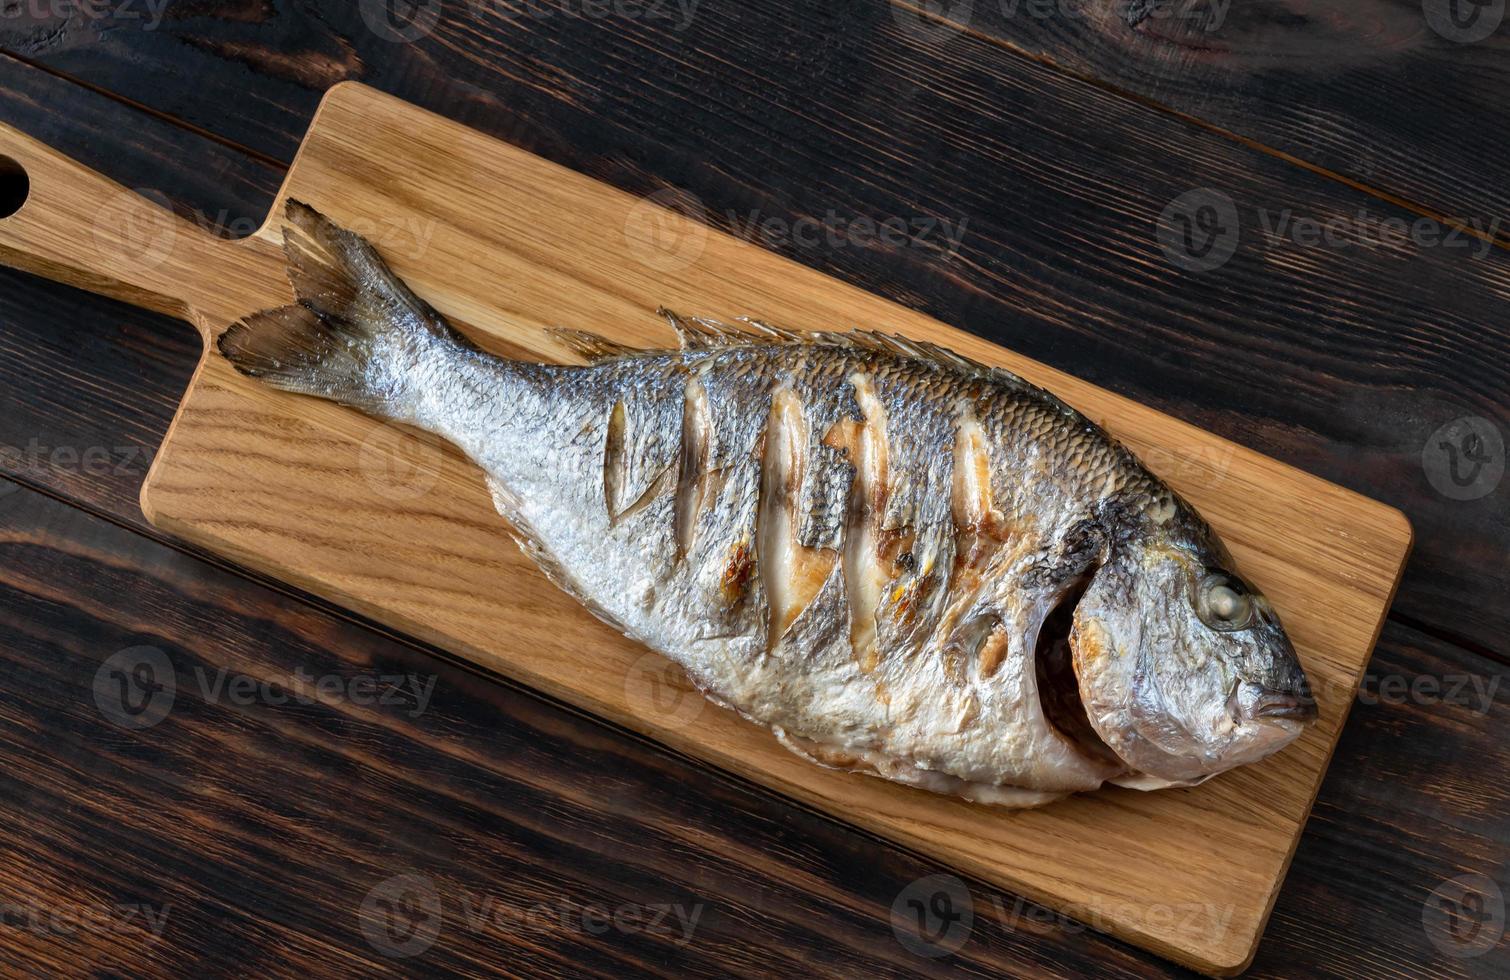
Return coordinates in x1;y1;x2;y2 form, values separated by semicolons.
0;2;1505;977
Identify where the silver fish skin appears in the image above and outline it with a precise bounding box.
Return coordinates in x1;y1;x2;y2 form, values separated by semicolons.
219;201;1317;808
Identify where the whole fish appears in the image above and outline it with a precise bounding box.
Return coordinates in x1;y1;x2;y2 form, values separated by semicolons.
220;201;1317;807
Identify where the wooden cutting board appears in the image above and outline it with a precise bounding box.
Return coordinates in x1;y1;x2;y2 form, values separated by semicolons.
0;82;1411;975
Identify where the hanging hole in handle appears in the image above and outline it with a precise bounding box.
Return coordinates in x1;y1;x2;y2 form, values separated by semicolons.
0;156;29;218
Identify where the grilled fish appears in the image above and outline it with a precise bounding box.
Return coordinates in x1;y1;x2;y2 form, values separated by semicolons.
220;201;1317;807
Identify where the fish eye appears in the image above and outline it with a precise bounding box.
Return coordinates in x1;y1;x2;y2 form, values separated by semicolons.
1196;571;1255;631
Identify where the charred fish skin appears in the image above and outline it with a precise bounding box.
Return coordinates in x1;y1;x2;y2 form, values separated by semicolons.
219;201;1317;808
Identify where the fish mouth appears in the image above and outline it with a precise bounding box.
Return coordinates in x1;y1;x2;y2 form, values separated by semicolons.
1229;681;1319;724
1034;576;1124;771
1256;697;1318;722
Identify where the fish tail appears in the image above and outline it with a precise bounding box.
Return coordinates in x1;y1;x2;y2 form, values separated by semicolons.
217;199;476;417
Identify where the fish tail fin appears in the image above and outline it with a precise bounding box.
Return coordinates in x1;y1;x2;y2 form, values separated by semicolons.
217;198;476;416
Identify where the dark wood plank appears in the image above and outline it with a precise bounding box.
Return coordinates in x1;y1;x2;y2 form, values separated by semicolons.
0;264;194;521
0;480;1182;979
0;53;278;234
24;1;1510;240
0;480;1503;977
896;0;1510;243
0;1;1504;655
1255;620;1510;978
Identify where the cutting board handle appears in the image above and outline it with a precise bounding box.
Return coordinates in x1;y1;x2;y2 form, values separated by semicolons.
0;123;284;338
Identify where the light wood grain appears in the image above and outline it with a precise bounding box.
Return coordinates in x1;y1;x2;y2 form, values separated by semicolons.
0;129;281;331
0;82;1412;975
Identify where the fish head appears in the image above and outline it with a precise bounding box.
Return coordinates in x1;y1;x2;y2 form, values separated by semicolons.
1066;526;1317;785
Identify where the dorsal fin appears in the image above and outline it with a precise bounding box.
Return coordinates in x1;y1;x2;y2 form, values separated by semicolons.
546;327;644;363
570;308;1007;382
659;308;752;349
823;329;982;372
732;316;806;343
657;308;983;372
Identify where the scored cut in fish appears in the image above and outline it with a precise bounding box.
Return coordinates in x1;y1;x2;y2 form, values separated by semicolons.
219;201;1318;808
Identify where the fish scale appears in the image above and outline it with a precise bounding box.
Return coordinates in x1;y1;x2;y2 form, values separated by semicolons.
218;201;1319;808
